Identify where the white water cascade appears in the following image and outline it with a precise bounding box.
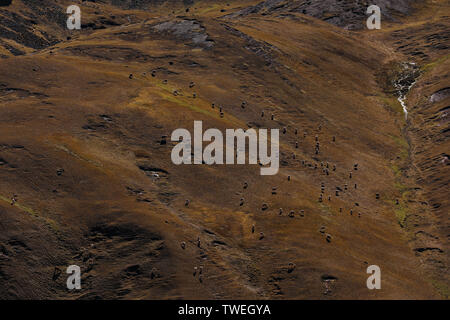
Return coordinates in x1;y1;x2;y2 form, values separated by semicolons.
394;62;420;119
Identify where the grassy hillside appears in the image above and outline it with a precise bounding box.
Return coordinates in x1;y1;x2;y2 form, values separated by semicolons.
0;0;447;299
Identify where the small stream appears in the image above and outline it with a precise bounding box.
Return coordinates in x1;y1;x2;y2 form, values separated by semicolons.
393;62;421;119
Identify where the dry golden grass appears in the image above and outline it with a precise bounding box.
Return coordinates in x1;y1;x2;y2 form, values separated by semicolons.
0;0;447;299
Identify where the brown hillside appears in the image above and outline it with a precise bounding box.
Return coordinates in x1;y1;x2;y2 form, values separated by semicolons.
0;0;447;299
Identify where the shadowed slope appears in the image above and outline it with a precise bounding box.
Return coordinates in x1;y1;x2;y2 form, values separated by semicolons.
0;0;447;299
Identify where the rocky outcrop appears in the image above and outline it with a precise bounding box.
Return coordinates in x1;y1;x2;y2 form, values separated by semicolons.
227;0;416;29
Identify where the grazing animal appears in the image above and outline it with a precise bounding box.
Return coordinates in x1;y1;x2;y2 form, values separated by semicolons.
151;268;159;279
288;263;296;273
10;194;17;206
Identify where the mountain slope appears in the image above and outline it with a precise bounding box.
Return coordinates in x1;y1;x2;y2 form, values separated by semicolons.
0;0;447;299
